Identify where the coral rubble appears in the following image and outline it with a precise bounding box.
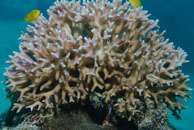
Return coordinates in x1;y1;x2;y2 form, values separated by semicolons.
3;0;192;122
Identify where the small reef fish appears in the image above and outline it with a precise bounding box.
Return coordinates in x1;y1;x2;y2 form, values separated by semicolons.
24;9;40;23
129;0;142;7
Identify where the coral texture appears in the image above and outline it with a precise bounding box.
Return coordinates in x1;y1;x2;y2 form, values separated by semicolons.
4;0;192;120
135;98;172;130
41;109;115;130
3;122;40;130
3;118;40;130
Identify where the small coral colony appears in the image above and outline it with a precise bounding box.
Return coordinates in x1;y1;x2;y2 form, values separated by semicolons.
3;0;192;123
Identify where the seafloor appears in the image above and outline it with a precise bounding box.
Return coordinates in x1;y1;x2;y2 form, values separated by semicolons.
0;0;194;130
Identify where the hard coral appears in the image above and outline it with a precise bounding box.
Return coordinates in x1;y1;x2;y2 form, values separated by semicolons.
4;0;192;120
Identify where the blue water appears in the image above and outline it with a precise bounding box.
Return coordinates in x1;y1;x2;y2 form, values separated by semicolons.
0;0;193;129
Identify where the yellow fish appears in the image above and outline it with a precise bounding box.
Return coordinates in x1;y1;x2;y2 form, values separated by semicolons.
129;0;142;7
24;10;40;23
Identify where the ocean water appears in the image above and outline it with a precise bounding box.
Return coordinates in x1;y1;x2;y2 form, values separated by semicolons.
0;0;193;129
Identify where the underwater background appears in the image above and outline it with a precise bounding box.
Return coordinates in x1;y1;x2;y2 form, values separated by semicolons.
0;0;193;129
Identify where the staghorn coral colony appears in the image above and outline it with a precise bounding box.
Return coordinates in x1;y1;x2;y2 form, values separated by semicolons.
3;0;192;123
